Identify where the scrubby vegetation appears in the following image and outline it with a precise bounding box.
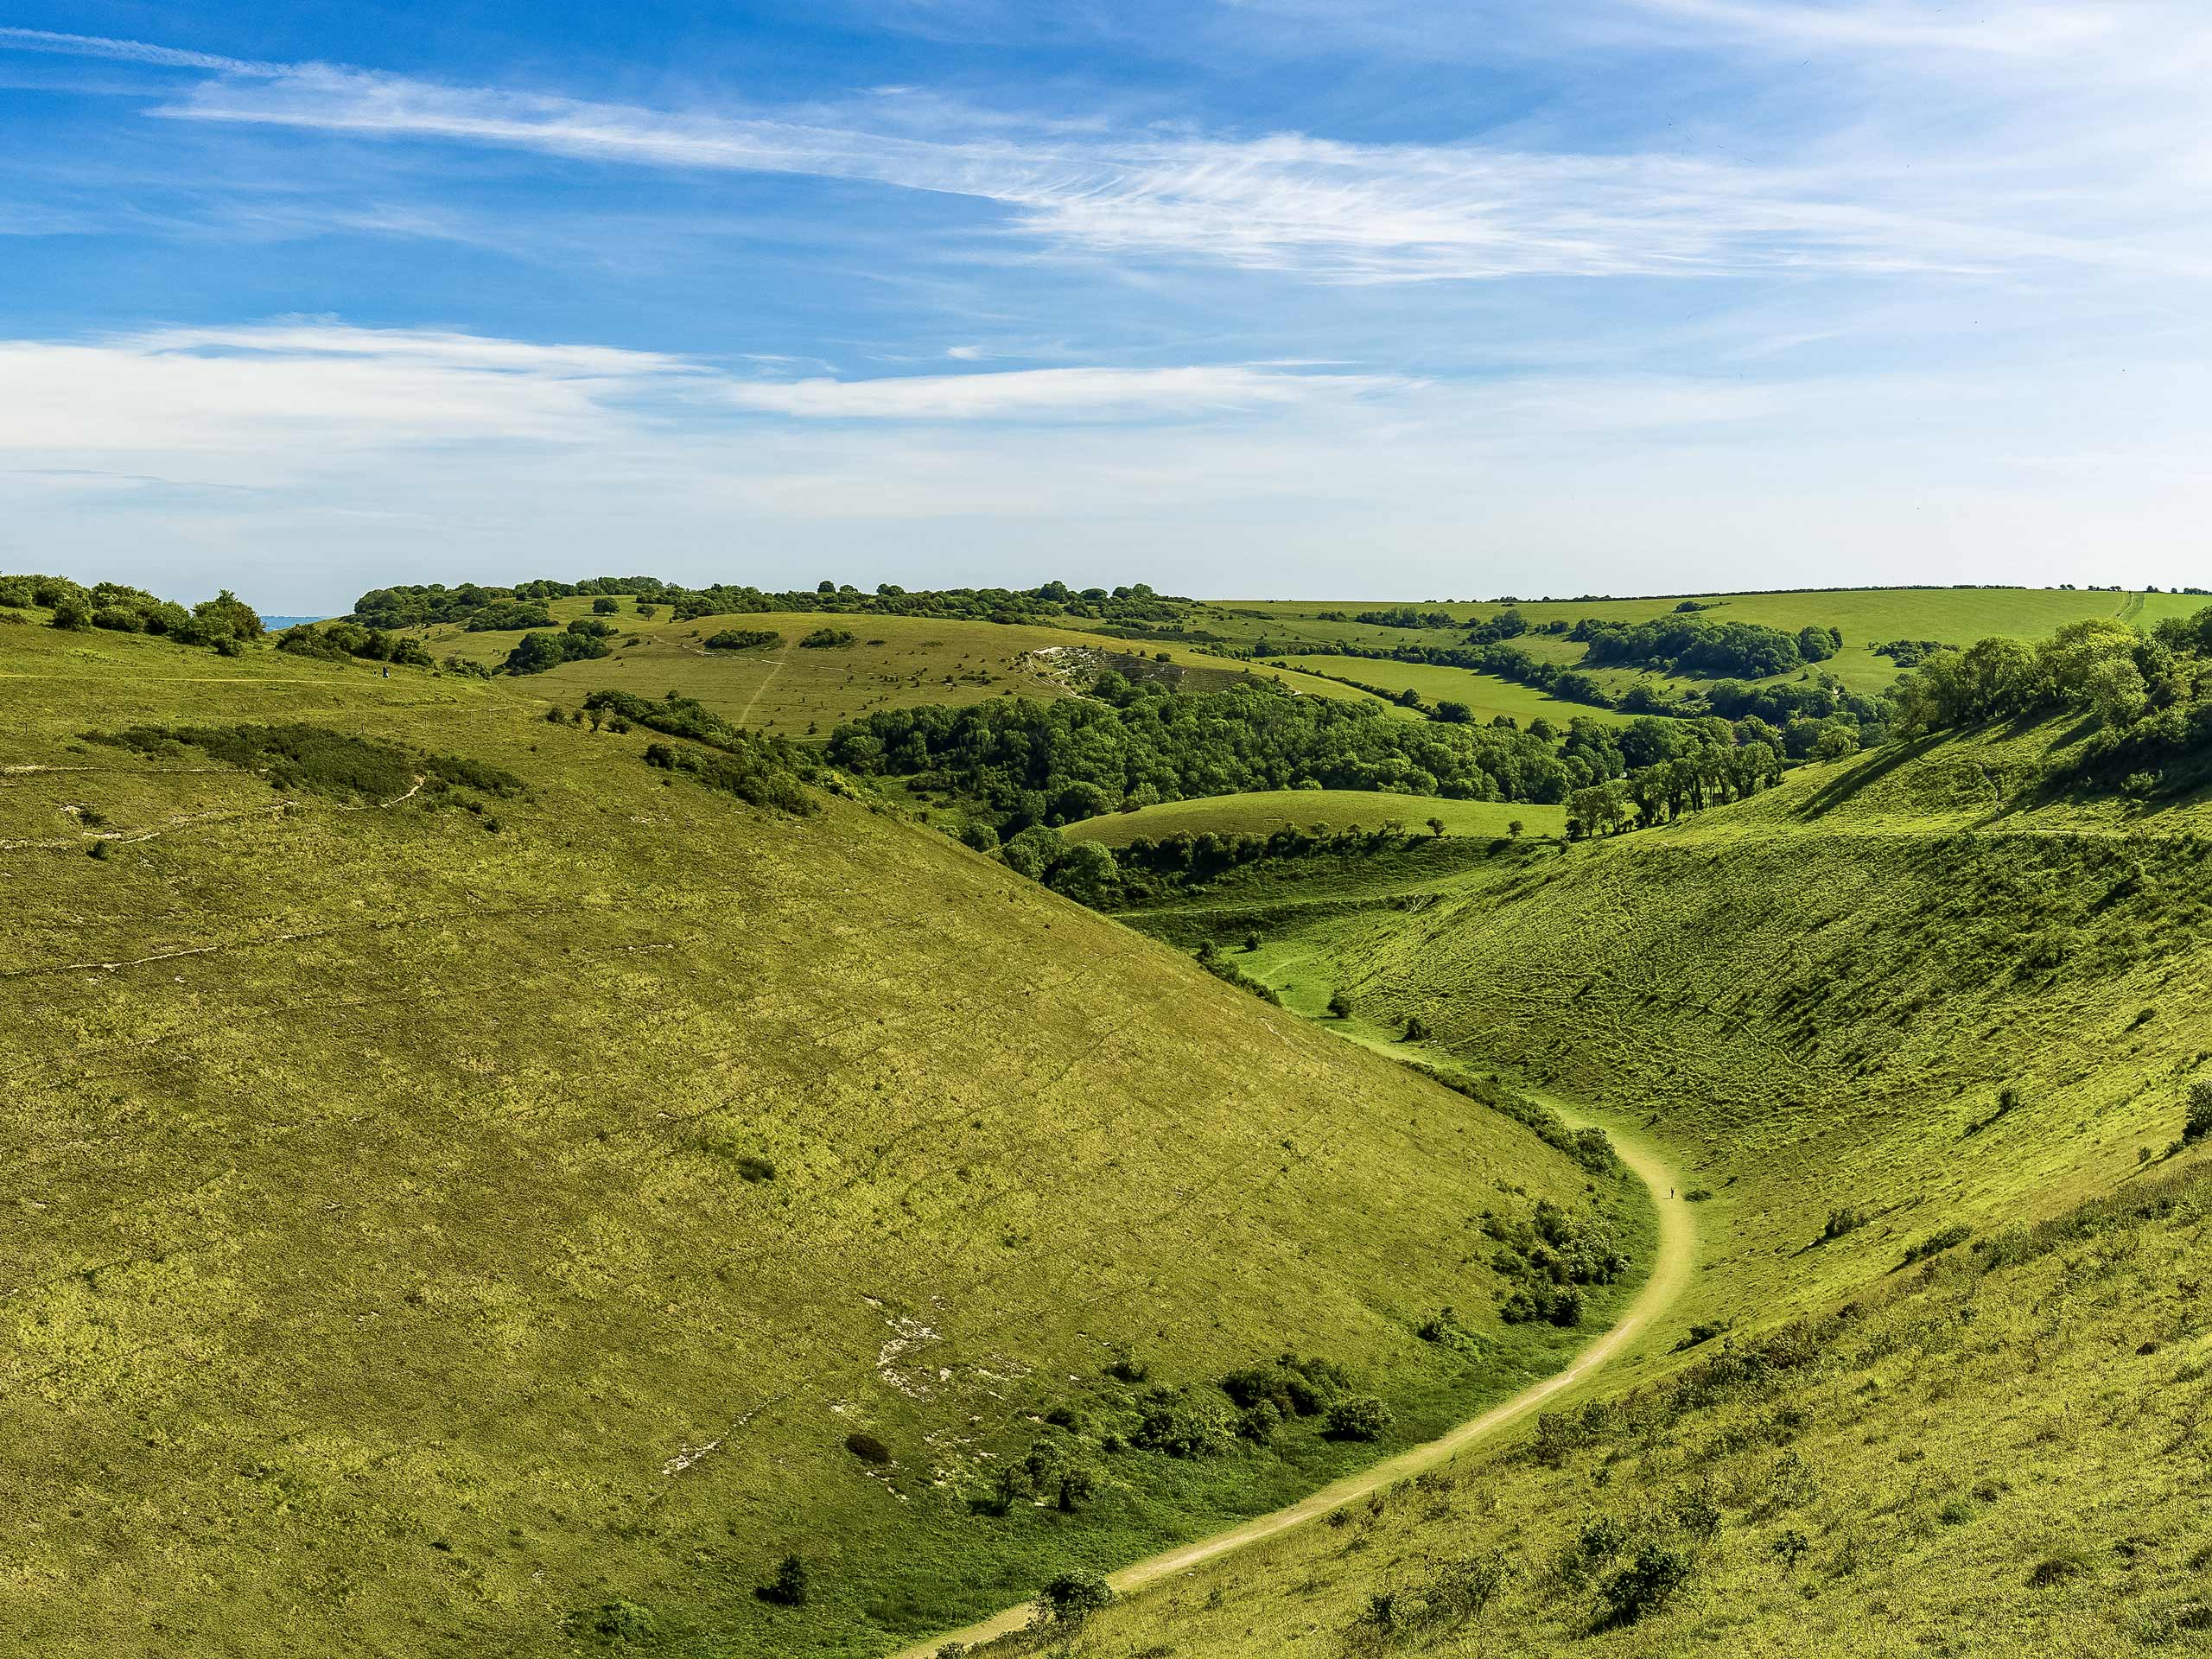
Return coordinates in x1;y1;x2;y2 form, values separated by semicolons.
87;722;522;804
0;571;264;653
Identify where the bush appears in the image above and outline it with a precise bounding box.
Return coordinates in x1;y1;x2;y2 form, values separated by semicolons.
759;1554;810;1606
2186;1080;2212;1143
844;1432;892;1465
593;596;620;613
798;627;856;648
1900;1224;1973;1266
1131;1386;1236;1459
1599;1542;1694;1626
1325;1395;1394;1441
1327;989;1354;1019
1821;1206;1866;1241
588;1599;658;1643
1037;1570;1113;1624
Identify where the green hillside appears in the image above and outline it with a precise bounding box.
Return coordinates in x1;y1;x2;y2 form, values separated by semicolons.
1065;791;1561;847
423;598;1392;739
0;608;1641;1657
1021;708;2212;1654
1193;587;2208;731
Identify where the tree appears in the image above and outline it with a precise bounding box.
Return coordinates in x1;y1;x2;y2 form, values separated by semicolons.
193;589;265;640
1327;989;1354;1019
1508;818;1524;837
1426;816;1446;837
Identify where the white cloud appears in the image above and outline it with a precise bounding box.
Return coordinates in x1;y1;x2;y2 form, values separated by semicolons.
9;27;2195;284
720;364;1402;418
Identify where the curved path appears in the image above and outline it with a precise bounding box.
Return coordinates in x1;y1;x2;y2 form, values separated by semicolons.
899;1099;1694;1656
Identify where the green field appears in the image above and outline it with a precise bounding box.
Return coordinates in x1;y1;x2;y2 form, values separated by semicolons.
1065;791;1562;846
0;611;1639;1658
1209;587;2212;701
1271;655;1636;726
423;598;1395;739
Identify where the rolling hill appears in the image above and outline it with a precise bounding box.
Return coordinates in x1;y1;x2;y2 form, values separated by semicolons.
1031;710;2212;1654
0;607;1640;1657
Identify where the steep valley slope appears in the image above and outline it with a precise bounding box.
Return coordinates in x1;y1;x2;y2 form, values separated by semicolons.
0;619;1638;1657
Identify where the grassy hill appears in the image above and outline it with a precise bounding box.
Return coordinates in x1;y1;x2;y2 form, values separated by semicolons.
1032;716;2212;1652
423;598;1394;739
0;612;1641;1657
1065;791;1561;847
1197;587;2210;722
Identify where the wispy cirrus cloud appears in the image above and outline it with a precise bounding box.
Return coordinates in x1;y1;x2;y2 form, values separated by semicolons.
3;26;2186;284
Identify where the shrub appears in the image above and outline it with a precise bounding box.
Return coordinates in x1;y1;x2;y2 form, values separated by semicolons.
1327;989;1354;1018
1599;1542;1694;1626
844;1432;892;1465
593;596;620;613
1402;1014;1432;1041
759;1554;810;1606
1325;1395;1394;1441
1821;1206;1866;1241
1900;1224;1973;1265
1683;1187;1713;1202
1132;1386;1236;1459
2186;1080;2212;1143
588;1599;658;1643
798;627;856;648
735;1155;776;1183
1036;1570;1113;1624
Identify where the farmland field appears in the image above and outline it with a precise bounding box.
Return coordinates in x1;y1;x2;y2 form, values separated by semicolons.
1066;789;1562;845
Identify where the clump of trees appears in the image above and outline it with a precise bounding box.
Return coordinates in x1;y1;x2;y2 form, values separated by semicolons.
502;620;615;675
830;677;1593;839
704;627;781;652
1891;607;2212;798
1575;613;1836;678
1489;1198;1630;1327
0;573;264;655
276;620;433;668
588;689;817;815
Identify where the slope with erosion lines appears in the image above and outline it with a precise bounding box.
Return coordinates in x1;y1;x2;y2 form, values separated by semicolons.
0;620;1635;1658
1116;718;2212;1357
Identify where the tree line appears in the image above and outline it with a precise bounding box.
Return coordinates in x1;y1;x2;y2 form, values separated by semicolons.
346;576;1196;631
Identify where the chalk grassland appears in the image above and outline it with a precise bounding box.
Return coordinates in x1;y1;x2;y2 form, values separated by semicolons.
1054;721;2212;1652
1026;1157;2212;1657
0;618;1634;1658
1065;791;1563;847
1211;588;2210;699
423;599;1394;737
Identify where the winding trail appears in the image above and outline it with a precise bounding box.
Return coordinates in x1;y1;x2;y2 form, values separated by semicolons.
899;1096;1694;1656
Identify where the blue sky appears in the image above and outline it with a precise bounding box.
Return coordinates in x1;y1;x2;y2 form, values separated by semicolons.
3;3;2208;611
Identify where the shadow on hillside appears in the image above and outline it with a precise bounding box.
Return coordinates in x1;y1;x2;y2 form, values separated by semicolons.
1790;731;1948;821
